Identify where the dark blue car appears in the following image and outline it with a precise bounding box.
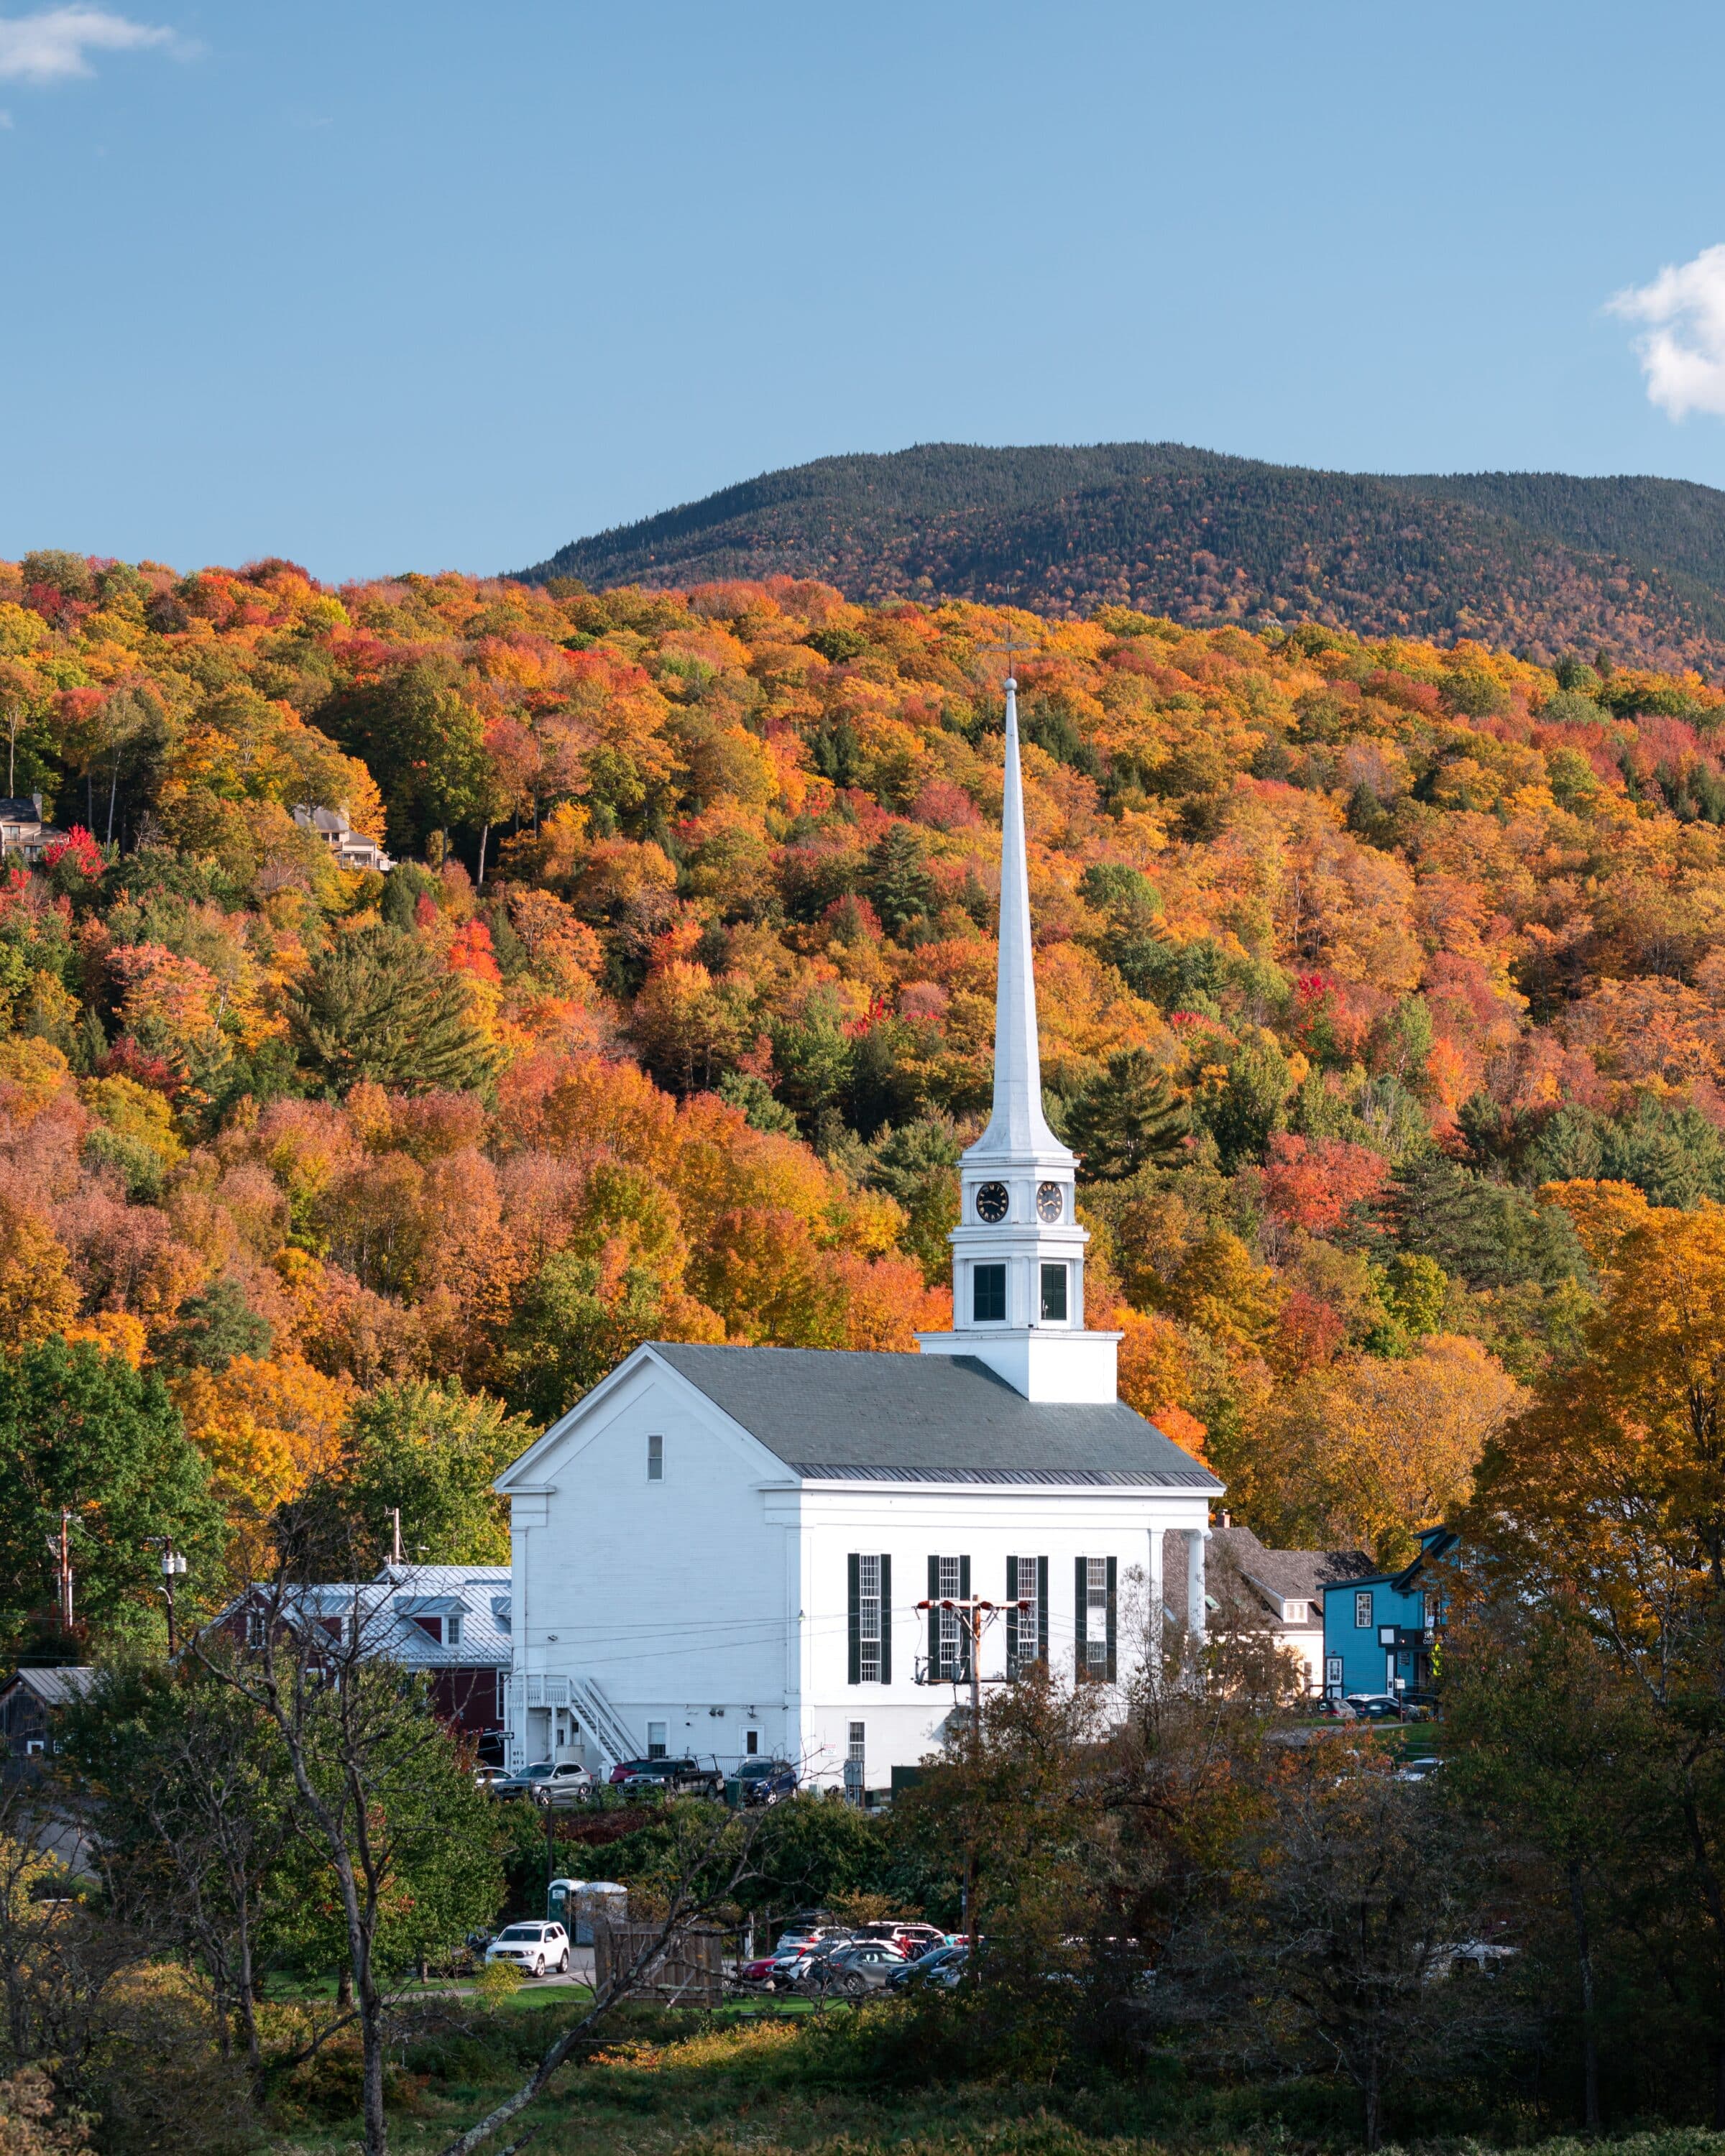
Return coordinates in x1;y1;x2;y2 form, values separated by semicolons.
735;1758;798;1806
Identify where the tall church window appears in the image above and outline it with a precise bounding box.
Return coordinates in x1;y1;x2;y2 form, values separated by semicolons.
972;1264;1006;1323
1039;1263;1067;1322
1075;1556;1117;1680
1006;1555;1049;1676
847;1553;891;1683
926;1554;970;1680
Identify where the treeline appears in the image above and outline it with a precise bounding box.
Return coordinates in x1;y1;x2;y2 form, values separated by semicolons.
525;444;1725;672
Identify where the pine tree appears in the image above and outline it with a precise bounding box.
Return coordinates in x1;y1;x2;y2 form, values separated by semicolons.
289;926;494;1096
1066;1049;1189;1180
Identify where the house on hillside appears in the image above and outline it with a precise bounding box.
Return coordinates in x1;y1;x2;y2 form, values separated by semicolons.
1208;1524;1374;1692
0;797;65;865
1321;1527;1459;1700
494;677;1223;1792
293;806;393;874
0;1667;97;1764
217;1564;510;1744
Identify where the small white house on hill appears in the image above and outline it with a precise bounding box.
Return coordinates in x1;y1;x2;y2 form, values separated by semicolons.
495;676;1223;1790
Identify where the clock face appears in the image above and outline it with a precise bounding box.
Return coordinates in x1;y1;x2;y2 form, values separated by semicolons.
1036;1181;1064;1225
975;1181;1010;1224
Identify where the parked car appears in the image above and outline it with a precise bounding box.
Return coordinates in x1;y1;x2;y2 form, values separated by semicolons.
888;1943;968;1989
620;1757;724;1798
531;1762;596;1807
607;1758;661;1785
1345;1693;1407;1722
801;1941;907;1996
472;1762;512;1791
737;1951;781;1984
734;1757;799;1807
766;1928;852;1989
489;1759;556;1800
1395;1756;1445;1784
1312;1696;1356;1720
484;1921;570;1978
855;1920;947;1958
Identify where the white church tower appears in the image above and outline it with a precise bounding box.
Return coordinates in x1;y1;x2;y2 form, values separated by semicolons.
916;677;1123;1404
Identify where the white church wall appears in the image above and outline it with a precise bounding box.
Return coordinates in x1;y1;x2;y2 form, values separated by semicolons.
792;1484;1211;1789
507;1358;796;1770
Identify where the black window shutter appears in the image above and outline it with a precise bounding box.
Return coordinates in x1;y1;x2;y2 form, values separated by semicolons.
847;1553;861;1686
927;1555;940;1677
1038;1555;1049;1664
959;1556;971;1677
1075;1556;1088;1677
1106;1555;1118;1681
879;1554;892;1684
1006;1555;1018;1672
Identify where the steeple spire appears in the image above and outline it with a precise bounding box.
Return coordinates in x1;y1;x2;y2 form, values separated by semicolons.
973;677;1072;1164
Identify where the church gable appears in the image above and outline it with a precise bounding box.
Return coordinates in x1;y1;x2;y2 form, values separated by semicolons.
493;1347;789;1496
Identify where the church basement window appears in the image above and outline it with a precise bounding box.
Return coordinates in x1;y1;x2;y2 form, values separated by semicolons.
847;1553;892;1683
972;1264;1006;1323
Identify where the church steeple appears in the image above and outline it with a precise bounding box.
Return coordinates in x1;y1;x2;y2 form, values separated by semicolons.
974;677;1070;1161
915;675;1121;1404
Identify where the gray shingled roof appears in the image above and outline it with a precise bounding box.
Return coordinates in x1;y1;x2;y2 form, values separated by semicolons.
650;1344;1220;1487
1210;1525;1375;1611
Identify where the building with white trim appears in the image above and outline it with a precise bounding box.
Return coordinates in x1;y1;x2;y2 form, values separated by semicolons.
495;678;1220;1789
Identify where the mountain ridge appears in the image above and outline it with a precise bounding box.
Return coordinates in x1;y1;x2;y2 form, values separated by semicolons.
517;444;1725;676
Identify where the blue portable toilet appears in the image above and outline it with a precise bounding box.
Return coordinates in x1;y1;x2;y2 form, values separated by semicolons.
1320;1526;1457;1701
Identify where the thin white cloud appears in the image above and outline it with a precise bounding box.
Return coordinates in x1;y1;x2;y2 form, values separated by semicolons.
0;6;178;85
1610;243;1725;421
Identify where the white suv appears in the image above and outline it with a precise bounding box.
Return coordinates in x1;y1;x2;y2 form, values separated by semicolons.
484;1921;571;1978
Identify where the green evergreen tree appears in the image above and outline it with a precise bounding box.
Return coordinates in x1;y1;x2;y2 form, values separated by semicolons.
864;824;937;938
1067;1049;1190;1180
288;925;494;1096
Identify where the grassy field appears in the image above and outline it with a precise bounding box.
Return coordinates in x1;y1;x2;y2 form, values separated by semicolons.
262;1997;1725;2156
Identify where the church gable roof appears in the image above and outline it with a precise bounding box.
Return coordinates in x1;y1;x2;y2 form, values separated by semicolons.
648;1344;1220;1488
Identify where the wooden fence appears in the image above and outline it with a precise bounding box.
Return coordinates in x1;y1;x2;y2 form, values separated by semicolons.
592;1917;724;2007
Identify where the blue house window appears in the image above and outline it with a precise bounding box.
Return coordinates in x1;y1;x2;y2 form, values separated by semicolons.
973;1264;1006;1322
1354;1590;1373;1629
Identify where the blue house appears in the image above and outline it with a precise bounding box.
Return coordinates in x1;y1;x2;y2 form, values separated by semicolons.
1320;1527;1458;1701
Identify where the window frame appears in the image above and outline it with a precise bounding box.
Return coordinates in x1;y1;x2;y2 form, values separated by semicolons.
972;1263;1006;1324
1039;1261;1068;1322
646;1432;664;1483
1354;1590;1374;1630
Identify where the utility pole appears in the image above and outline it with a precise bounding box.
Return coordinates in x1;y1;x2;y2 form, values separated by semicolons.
915;1593;1030;1973
47;1509;73;1638
159;1540;188;1656
390;1509;403;1567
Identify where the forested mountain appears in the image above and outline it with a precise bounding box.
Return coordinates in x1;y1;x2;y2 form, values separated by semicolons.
519;445;1725;676
9;545;1725;1644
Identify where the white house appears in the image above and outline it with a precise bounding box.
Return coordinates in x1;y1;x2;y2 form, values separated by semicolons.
1208;1523;1374;1694
293;805;394;874
495;676;1223;1791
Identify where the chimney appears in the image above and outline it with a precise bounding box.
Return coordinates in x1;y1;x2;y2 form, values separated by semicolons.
29;794;42;822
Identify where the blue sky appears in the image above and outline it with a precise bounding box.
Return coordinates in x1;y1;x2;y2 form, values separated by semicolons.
4;0;1725;581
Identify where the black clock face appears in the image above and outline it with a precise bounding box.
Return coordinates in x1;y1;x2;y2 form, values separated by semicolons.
1036;1181;1064;1225
975;1181;1010;1224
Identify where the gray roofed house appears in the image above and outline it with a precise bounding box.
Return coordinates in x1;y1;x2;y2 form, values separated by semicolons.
1208;1523;1376;1692
0;796;65;865
293;806;394;874
494;675;1223;1792
0;1666;98;1764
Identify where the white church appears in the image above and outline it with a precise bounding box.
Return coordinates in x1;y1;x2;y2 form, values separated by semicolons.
495;678;1222;1792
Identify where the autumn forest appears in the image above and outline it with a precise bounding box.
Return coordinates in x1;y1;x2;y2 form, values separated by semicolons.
3;544;1724;1638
